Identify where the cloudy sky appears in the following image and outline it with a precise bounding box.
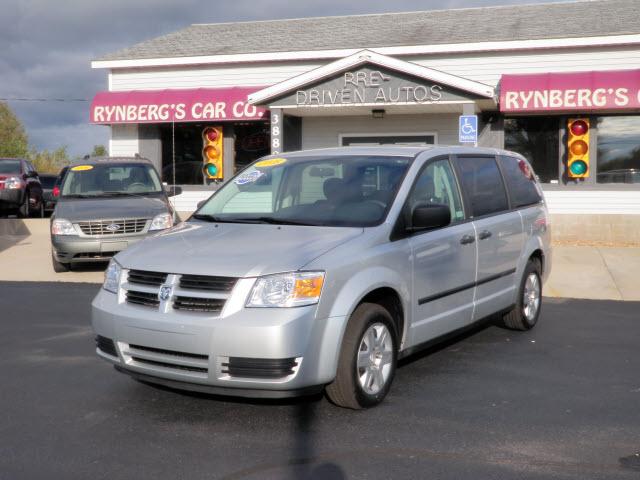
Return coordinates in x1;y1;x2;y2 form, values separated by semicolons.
1;0;557;158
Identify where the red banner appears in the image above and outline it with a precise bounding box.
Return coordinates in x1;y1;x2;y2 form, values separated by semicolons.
90;87;268;124
500;70;640;113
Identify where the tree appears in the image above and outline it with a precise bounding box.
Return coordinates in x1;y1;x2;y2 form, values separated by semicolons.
91;144;107;157
29;146;70;174
0;101;29;158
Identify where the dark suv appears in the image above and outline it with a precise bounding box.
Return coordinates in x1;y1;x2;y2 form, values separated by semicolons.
0;158;44;217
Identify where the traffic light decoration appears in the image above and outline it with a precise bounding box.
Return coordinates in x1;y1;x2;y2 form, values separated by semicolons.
567;118;590;178
202;126;223;180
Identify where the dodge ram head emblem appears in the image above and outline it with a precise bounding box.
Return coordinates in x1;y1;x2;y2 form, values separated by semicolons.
158;285;173;302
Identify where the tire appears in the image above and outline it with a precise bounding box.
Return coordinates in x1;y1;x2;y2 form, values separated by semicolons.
502;259;542;331
326;303;398;409
33;197;44;218
17;191;30;218
51;251;70;272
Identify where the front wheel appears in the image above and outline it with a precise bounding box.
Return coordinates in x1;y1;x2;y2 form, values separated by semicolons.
502;259;542;330
326;303;397;409
51;252;70;273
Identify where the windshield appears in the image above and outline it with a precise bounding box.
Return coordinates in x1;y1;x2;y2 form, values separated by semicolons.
61;163;162;197
0;160;21;174
195;155;412;227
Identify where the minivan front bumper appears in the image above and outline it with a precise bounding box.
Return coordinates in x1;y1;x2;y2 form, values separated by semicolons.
52;234;149;264
91;286;346;397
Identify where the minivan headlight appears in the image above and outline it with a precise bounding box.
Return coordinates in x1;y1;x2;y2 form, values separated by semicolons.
149;212;173;231
51;218;76;235
246;271;325;308
103;259;122;294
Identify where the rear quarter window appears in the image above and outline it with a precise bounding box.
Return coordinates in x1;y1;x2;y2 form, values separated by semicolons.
498;156;543;208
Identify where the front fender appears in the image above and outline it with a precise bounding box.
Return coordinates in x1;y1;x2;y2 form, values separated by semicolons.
314;266;411;383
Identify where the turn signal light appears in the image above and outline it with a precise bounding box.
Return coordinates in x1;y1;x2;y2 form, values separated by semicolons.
202;126;223;180
567;118;590;178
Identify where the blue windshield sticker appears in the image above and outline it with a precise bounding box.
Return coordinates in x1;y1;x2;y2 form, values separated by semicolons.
234;170;264;185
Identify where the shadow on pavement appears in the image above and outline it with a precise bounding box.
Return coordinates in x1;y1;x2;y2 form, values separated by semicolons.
0;219;31;254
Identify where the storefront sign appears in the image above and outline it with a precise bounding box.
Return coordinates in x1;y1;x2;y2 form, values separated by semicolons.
90;87;268;124
500;70;640;113
269;65;484;108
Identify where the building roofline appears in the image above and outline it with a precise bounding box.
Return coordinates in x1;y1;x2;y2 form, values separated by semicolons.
91;33;640;70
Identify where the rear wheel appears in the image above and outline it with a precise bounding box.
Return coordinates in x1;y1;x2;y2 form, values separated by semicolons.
326;303;397;409
17;191;30;218
502;259;542;330
51;251;70;272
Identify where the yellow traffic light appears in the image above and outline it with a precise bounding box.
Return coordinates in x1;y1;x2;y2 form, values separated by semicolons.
202;126;223;180
567;118;590;178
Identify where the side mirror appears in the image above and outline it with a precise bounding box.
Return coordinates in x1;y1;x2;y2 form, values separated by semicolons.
409;203;451;231
196;200;207;210
164;185;182;197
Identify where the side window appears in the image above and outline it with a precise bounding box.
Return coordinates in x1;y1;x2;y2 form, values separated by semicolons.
455;156;509;217
497;156;543;208
407;158;465;224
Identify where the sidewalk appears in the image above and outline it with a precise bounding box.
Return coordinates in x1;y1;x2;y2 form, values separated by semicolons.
545;245;640;301
1;219;639;300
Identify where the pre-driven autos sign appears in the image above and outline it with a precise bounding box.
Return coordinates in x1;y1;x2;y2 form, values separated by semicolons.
90;87;268;124
500;70;640;113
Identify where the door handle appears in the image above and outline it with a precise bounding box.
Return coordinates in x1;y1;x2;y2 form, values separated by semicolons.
479;230;492;240
460;234;475;245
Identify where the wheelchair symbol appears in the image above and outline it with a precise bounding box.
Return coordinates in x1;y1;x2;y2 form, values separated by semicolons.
461;118;476;135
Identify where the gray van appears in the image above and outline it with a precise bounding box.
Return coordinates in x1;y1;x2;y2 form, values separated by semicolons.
92;146;551;409
51;157;178;272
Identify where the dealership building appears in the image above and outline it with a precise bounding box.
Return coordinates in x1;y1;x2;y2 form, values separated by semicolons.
91;0;640;242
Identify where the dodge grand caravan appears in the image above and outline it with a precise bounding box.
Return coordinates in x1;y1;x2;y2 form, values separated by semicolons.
51;157;178;272
92;147;551;409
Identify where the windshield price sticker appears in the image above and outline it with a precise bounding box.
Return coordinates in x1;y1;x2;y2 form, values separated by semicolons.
254;158;287;168
234;170;264;185
71;165;94;171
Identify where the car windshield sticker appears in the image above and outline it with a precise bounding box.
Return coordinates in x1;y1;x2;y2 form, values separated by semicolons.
254;158;287;168
71;165;93;171
234;170;264;185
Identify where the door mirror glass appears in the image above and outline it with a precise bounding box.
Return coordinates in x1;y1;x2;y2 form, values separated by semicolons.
410;203;451;231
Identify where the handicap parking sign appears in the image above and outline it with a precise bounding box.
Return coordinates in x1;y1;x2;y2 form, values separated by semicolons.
459;115;478;144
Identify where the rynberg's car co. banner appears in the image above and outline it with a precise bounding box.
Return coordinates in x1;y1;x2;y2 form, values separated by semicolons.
90;87;268;124
500;70;640;113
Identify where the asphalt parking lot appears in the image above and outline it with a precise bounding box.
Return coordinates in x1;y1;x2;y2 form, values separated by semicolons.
1;282;639;480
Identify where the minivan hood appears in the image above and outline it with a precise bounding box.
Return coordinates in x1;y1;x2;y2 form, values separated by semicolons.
116;221;364;278
55;195;169;221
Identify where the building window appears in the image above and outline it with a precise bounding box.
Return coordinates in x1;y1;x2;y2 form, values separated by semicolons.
596;116;640;184
160;123;205;185
504;117;559;183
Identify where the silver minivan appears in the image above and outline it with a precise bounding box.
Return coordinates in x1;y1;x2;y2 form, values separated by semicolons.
92;146;551;409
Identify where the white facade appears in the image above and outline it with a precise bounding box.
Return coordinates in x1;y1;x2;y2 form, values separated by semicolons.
102;41;640;214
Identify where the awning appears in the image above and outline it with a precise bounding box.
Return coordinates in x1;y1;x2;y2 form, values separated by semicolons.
90;87;269;124
500;70;640;113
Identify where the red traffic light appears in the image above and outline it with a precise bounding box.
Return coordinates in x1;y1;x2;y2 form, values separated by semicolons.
205;128;219;142
569;119;588;136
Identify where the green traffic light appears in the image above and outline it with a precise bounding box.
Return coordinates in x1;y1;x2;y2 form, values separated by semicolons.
569;160;587;176
205;163;218;176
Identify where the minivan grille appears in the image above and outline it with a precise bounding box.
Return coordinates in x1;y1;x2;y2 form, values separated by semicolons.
179;274;237;292
78;218;148;235
125;290;159;308
222;357;299;379
124;343;209;376
173;296;225;313
128;270;168;287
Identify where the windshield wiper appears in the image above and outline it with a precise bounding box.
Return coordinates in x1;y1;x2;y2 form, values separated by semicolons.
101;191;156;197
236;216;315;226
191;213;233;223
61;194;96;199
